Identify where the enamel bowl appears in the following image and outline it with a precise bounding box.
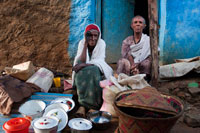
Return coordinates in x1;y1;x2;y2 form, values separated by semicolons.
19;100;46;121
45;103;69;113
50;97;75;112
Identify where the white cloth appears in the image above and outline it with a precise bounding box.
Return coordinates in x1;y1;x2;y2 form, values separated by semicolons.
130;34;150;63
72;24;113;84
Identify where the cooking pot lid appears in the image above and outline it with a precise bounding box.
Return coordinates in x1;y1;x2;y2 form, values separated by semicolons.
3;118;30;131
43;108;68;132
33;117;58;129
68;118;92;130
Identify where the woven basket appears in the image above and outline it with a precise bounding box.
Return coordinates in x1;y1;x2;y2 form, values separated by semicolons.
114;89;184;133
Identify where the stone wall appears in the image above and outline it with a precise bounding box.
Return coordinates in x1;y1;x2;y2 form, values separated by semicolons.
0;0;71;74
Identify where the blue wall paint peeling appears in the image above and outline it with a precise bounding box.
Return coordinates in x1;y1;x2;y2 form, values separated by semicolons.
159;0;166;63
68;0;95;63
102;0;134;63
160;0;200;64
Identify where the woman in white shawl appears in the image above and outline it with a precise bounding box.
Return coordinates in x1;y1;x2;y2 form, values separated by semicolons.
117;15;152;82
72;24;113;110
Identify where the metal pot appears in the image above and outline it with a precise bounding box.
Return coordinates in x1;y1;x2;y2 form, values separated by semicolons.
87;111;112;130
68;118;92;133
32;117;58;133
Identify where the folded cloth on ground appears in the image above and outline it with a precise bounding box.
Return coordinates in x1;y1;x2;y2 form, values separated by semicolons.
0;75;32;115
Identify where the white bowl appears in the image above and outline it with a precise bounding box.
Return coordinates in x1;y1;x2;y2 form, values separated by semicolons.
50;97;75;112
45;103;69;113
19;100;46;121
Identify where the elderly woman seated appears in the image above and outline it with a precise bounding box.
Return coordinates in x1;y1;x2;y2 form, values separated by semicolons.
117;15;152;82
72;24;113;115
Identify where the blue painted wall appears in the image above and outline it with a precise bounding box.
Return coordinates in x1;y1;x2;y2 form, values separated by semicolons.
69;0;200;65
102;0;134;63
159;0;200;64
68;0;96;63
68;0;134;64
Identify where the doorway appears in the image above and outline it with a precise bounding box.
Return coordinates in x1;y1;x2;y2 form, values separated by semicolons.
100;0;134;63
134;0;149;35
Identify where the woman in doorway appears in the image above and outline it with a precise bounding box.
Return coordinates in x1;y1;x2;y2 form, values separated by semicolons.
72;24;113;114
117;15;152;82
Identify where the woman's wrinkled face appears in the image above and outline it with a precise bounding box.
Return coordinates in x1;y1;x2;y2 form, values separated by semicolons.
86;29;99;47
131;17;146;34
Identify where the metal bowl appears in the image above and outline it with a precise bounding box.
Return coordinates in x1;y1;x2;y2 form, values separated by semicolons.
87;111;112;130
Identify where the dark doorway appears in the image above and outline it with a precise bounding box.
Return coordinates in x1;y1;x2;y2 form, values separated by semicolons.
134;0;149;35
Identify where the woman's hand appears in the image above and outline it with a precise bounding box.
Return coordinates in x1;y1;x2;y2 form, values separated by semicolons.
130;64;139;75
72;63;93;73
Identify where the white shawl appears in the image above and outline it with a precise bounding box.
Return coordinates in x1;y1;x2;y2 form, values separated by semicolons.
72;24;113;84
130;34;150;63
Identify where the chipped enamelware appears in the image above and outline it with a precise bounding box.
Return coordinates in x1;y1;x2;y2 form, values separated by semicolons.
50;97;75;112
43;108;68;132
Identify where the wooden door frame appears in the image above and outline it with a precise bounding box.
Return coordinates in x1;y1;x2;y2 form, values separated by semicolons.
148;0;159;87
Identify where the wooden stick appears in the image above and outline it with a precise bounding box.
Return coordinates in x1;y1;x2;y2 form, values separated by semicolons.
148;0;159;88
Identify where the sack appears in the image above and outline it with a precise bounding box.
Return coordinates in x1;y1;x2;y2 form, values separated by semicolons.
4;61;35;81
26;68;54;92
159;60;200;79
118;73;150;90
100;85;120;117
64;80;73;90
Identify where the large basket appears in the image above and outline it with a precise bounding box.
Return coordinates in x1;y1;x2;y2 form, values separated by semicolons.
114;89;184;133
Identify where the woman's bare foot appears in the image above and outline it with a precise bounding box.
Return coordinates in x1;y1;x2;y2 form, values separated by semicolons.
74;106;86;118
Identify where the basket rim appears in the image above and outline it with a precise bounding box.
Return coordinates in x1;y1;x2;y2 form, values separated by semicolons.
114;89;184;121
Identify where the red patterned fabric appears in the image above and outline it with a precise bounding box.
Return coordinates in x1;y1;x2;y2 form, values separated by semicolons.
116;86;177;115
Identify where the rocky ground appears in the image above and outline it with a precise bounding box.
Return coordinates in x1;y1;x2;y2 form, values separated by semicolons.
158;72;200;133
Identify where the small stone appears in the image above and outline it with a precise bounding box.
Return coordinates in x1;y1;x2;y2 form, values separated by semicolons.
184;113;200;127
172;88;180;95
177;91;185;98
188;87;200;96
188;82;199;88
185;93;191;97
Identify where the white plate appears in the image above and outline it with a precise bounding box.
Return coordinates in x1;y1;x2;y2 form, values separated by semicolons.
45;103;69;113
50;97;75;112
43;108;68;132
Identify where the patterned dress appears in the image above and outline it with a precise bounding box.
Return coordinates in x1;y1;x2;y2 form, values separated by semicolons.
117;34;152;76
74;65;103;110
